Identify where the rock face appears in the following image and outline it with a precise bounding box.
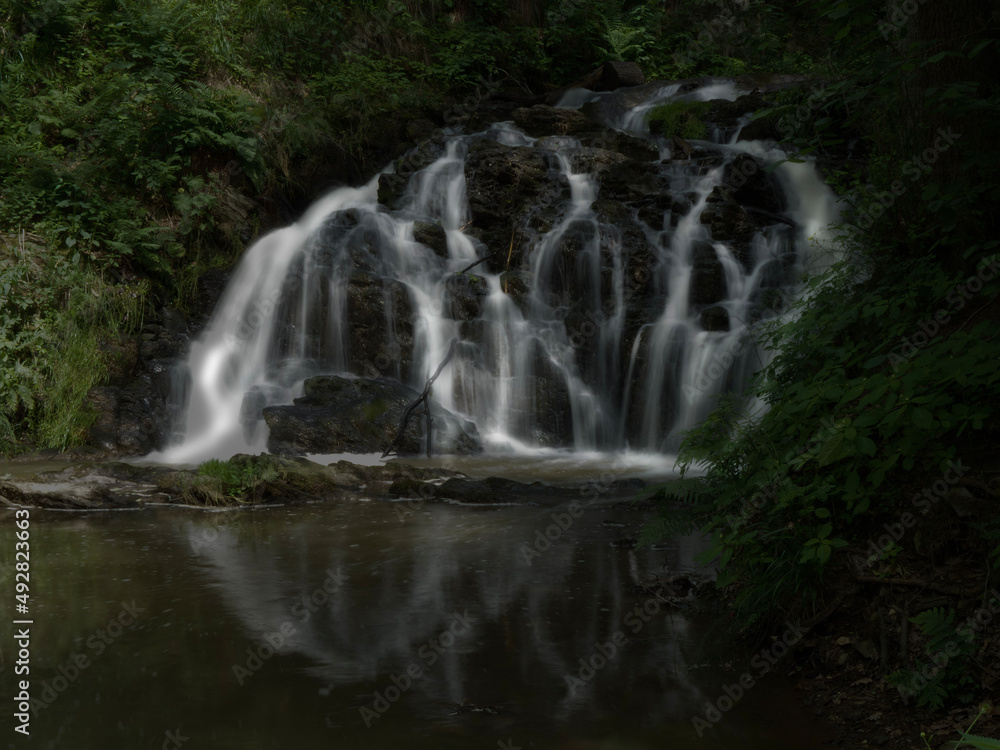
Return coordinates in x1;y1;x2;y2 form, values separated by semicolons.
87;307;190;454
262;376;481;456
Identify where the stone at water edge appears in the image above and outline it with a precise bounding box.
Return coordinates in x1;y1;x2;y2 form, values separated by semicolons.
262;375;482;456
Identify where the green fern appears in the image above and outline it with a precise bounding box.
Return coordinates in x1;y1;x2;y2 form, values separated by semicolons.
890;607;979;709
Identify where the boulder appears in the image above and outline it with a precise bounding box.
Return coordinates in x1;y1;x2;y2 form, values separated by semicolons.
722;153;786;214
412;221;448;257
512;105;598;137
544;63;649;107
738;113;783;142
377;173;408;210
690;242;726;305
705;94;772;128
699;305;730;332
576;130;659;162
700;188;756;245
262;375;482;456
596;61;646;90
443;273;489;321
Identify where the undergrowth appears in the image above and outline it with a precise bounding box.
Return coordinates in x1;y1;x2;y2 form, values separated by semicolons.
186;455;278;505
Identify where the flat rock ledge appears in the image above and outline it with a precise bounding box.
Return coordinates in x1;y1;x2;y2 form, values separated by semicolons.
0;455;645;510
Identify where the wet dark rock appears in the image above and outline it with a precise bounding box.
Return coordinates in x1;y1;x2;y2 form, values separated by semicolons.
685;148;725;167
722;153;786;214
550;62;647;102
699;305;730;332
561;147;628;174
86;305;189;455
690;242;726;305
757;287;786;314
463;98;524;133
86;382;170;454
443;273;489;321
413;221;448;257
263;375;481;456
700;189;756;245
377;173;408;210
345;273;414;380
669;135;694;158
599;159;671;204
395;134;447;175
738;112;783;142
527;342;574;447
705;94;772;128
593;199;631;225
596;61;646;90
406;118;438;142
436;476;551;503
512;105;598;138
498;271;529;300
194;267;231;325
576;77;705;126
161;307;187;335
464;139;565;271
636;194;691;228
577;129;659;162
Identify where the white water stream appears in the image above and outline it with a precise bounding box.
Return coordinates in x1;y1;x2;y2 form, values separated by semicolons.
153;80;840;464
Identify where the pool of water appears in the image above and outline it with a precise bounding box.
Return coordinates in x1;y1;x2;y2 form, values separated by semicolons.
1;493;819;749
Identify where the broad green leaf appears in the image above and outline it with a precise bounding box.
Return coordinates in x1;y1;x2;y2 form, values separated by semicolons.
817;432;847;466
911;407;934;430
856;436;877;456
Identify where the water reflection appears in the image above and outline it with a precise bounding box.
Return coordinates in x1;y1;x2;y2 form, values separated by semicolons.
1;499;819;749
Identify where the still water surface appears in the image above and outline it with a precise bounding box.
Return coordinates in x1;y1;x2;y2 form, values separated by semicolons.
2;492;818;749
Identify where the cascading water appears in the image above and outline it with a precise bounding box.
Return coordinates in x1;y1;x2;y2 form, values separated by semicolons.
156;79;840;463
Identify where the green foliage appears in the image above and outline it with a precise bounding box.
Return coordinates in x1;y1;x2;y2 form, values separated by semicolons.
191;456;278;505
955;735;1000;750
641;250;1000;629
638;0;1000;642
888;607;979;710
0;231;148;454
646;100;711;139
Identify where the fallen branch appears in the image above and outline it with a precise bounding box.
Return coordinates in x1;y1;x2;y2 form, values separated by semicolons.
457;256;488;275
382;339;458;458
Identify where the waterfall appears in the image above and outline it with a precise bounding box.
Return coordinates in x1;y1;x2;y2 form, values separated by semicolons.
154;80;840;463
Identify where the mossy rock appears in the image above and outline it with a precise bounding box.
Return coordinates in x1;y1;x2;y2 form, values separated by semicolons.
647;100;712;140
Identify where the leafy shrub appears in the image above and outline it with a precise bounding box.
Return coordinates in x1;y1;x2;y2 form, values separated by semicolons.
888;607;980;710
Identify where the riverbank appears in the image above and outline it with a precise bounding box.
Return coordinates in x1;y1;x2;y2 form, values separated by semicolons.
0;453;647;510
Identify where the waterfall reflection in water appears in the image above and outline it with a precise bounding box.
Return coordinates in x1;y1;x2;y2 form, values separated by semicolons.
1;496;826;748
